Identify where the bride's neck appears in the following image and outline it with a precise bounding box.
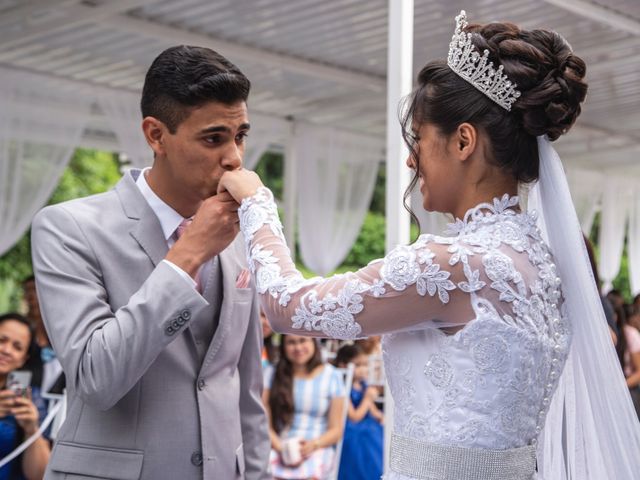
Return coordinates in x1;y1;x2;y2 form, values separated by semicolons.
451;177;518;220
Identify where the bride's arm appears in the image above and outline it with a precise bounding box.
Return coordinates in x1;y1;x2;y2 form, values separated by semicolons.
240;187;476;340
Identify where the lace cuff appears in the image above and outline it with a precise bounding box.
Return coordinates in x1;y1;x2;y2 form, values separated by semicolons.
240;187;315;299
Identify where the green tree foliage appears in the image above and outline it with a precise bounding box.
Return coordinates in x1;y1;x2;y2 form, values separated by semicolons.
343;212;386;266
369;163;385;215
0;149;121;311
254;151;283;200
589;212;631;301
613;248;631;301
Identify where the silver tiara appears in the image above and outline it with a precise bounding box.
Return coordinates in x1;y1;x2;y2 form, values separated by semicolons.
447;10;521;111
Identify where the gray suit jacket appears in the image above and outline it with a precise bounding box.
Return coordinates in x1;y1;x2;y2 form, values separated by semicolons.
31;170;270;480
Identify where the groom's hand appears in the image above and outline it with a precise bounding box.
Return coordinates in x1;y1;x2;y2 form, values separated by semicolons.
218;169;264;203
165;191;240;279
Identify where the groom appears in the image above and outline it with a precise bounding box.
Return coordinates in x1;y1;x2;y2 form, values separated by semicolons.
31;46;270;479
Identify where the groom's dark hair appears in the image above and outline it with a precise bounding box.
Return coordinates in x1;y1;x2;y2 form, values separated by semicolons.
141;45;250;133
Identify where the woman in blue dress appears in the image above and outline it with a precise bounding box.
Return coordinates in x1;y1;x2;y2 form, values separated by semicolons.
335;344;383;480
0;313;50;480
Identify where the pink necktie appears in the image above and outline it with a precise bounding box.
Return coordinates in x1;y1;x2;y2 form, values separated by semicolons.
176;218;202;292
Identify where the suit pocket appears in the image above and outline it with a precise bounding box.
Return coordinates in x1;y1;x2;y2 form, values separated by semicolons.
235;287;253;303
235;443;245;476
50;441;144;480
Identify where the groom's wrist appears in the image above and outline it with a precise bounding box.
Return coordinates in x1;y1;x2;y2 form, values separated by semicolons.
165;249;205;279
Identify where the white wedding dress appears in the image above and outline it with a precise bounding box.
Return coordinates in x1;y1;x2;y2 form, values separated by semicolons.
239;187;571;479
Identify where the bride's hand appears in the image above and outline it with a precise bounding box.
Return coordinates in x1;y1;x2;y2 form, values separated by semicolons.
218;169;264;202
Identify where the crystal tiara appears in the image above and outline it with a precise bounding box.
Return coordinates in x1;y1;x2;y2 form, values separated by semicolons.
447;10;521;111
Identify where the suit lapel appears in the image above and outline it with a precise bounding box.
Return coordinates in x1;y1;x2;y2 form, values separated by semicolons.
198;245;238;374
130;221;168;267
115;171;169;267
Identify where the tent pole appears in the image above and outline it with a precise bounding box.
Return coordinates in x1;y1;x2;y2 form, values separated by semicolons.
383;0;413;474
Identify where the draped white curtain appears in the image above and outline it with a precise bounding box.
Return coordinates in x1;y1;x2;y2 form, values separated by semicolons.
566;167;603;235
628;189;640;295
99;91;153;168
0;68;92;256
295;124;381;275
598;176;632;292
243;113;290;170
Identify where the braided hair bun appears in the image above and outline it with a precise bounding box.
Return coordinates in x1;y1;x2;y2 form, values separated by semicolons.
466;22;588;140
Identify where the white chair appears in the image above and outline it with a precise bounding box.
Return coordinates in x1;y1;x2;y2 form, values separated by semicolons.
329;362;355;480
43;390;67;439
367;353;385;387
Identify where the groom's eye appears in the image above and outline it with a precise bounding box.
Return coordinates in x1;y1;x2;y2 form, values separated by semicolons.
235;132;248;143
204;135;224;145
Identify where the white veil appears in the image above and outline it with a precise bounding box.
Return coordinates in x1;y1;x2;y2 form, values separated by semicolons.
529;136;640;479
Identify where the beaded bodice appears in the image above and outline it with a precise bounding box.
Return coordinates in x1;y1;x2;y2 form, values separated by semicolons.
239;187;571;450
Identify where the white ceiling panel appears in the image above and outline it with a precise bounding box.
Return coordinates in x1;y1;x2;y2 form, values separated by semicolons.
0;0;637;169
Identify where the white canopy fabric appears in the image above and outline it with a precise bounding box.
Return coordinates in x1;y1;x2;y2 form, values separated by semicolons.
0;67;92;256
599;176;632;292
99;91;153;168
629;190;640;296
295;123;382;275
0;0;639;286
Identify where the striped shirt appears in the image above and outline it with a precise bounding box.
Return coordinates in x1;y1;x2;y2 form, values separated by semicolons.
265;363;346;479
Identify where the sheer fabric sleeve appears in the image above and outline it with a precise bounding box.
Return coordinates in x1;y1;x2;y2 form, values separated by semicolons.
239;188;476;340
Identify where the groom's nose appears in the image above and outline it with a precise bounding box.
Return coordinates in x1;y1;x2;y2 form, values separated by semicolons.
221;142;243;170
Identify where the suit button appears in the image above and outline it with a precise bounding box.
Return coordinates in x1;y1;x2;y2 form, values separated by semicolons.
180;309;191;321
191;451;203;466
197;379;206;390
171;319;181;329
177;317;186;326
165;326;174;336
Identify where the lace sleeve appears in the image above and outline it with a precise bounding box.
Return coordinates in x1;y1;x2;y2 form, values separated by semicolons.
239;188;476;340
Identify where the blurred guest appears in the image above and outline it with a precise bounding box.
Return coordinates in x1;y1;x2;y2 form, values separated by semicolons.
20;271;68;441
22;276;64;423
263;335;345;480
261;309;279;368
354;336;381;356
607;289;625;311
354;336;384;388
334;344;383;480
0;313;50;479
634;294;640;315
583;237;618;342
614;305;640;418
628;308;640;332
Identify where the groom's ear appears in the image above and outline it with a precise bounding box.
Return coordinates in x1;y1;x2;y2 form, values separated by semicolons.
142;116;168;157
455;123;477;162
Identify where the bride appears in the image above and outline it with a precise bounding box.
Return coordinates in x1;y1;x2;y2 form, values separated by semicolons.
220;10;640;480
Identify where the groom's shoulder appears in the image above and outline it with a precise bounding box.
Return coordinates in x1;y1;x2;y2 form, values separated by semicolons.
32;187;123;239
36;188;119;222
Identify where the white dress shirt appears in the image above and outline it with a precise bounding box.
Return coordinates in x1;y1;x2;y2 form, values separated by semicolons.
135;168;212;291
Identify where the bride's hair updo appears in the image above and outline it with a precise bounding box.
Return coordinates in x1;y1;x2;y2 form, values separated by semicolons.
402;21;588;184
